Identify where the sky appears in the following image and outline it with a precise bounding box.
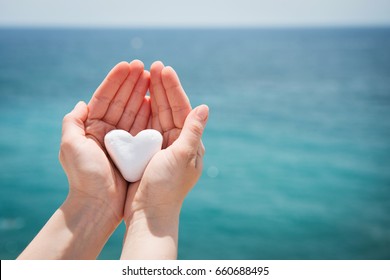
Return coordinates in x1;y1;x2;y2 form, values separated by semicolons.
0;0;390;27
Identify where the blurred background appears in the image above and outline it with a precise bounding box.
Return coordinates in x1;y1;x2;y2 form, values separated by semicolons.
0;0;390;259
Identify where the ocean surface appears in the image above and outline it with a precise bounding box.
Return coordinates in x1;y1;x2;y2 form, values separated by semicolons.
0;28;389;259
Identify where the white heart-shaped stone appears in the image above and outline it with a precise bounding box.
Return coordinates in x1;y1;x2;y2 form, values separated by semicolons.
104;129;163;182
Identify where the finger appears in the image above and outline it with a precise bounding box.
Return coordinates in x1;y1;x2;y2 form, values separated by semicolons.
103;60;144;126
195;144;205;170
198;140;206;158
117;70;150;131
161;66;191;129
62;101;88;142
129;96;151;136
88;61;131;119
150;61;174;132
149;85;162;132
175;105;209;153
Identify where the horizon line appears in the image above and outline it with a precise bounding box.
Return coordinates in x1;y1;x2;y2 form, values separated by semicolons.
1;23;390;29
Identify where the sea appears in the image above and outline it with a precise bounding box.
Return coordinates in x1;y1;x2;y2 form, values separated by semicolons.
0;27;389;259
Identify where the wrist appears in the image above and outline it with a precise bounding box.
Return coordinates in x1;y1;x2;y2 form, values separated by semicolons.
125;202;181;223
125;206;180;231
61;194;121;246
121;208;180;260
66;187;123;227
125;180;184;227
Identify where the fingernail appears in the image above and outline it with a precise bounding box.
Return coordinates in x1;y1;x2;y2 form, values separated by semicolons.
196;105;209;122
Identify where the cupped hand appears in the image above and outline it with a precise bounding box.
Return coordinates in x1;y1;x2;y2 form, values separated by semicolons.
124;62;209;222
59;60;151;226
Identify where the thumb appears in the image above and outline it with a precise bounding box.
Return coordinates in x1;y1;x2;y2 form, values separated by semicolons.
62;101;88;141
176;104;209;150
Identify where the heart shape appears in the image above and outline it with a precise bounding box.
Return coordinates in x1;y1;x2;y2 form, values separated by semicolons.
104;129;163;182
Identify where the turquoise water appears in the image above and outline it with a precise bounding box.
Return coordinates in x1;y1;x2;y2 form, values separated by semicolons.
0;28;389;259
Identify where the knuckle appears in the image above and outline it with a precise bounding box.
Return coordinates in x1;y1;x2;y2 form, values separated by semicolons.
158;104;172;113
60;137;75;153
177;145;196;161
124;109;136;121
190;121;204;138
111;98;126;109
198;145;205;158
200;140;206;155
62;113;73;124
178;147;198;169
175;146;189;159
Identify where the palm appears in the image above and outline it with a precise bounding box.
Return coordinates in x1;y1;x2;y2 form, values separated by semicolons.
66;60;151;220
124;62;192;219
82;119;124;191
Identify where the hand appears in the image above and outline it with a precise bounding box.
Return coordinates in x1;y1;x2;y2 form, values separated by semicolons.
121;62;209;259
59;60;150;234
19;60;152;259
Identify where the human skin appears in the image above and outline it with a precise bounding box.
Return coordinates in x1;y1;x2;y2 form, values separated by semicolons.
18;60;151;259
121;62;209;259
17;60;208;260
